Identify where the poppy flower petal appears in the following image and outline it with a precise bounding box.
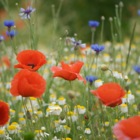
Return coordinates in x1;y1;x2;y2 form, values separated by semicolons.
51;66;62;73
90;90;97;96
113;116;140;139
14;63;23;69
61;61;71;71
76;74;86;84
0;101;9;126
53;70;77;81
10;71;21;96
91;83;125;107
18;79;45;97
10;69;46;98
51;61;85;83
15;50;47;71
97;88;123;104
14;63;40;71
71;61;84;73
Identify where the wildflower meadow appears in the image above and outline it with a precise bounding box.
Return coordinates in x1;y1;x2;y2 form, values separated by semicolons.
0;0;140;140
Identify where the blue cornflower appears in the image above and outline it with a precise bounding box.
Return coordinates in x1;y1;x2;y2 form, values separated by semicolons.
0;35;4;42
6;30;16;38
19;6;36;19
133;65;140;74
4;20;15;29
138;9;140;16
86;75;98;85
88;20;99;28
91;44;105;54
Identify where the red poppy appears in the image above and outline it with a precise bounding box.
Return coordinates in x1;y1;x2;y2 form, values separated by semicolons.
0;100;9;126
91;83;125;107
113;116;140;140
51;61;86;84
10;69;46;98
1;56;11;68
14;50;47;71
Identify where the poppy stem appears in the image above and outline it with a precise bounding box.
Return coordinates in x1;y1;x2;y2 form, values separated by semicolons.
21;97;34;131
29;98;36;120
69;81;74;109
37;98;48;126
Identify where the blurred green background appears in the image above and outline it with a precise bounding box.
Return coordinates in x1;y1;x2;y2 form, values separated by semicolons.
0;0;139;44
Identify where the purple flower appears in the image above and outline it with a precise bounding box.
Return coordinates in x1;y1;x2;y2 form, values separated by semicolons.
91;44;105;54
4;20;15;29
0;35;4;42
66;37;86;51
88;20;99;28
6;30;16;38
133;65;140;74
19;6;36;19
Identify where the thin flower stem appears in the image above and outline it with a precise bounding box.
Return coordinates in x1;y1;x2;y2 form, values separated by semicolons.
109;69;116;82
88;53;95;71
21;97;33;132
56;0;63;18
109;18;115;42
115;8;122;42
51;0;63;47
29;98;35;119
10;38;17;55
100;17;105;43
119;2;123;26
95;54;98;75
91;28;96;44
109;18;116;69
37;98;48;126
28;19;35;49
45;75;54;102
125;21;136;71
98;101;104;122
52;5;56;31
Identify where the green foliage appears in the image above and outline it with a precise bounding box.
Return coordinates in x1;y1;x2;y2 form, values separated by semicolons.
23;132;35;140
40;0;139;42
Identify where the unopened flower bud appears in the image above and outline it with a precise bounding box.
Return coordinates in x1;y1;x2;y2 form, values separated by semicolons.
41;127;46;131
101;16;105;21
109;17;113;22
124;75;128;81
119;1;124;7
100;64;109;71
74;33;77;37
115;5;118;8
